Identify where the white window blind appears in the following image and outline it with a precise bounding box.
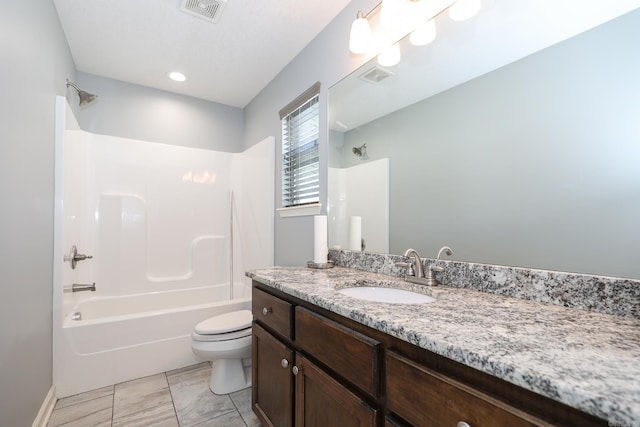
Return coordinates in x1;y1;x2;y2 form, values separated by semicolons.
280;82;321;208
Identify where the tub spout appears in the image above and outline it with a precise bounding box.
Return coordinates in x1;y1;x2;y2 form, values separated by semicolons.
72;283;96;292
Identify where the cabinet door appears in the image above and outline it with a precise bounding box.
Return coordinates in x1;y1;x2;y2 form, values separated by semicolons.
295;354;378;427
253;322;294;427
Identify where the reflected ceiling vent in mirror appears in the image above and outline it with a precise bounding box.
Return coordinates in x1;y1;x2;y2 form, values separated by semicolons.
358;65;395;84
179;0;227;23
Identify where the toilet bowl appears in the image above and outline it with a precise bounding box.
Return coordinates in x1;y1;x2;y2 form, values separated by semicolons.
191;309;253;394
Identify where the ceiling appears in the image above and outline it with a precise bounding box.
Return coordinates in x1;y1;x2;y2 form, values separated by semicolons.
53;0;352;108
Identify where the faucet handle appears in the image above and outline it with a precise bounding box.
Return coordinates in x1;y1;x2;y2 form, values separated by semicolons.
395;261;412;275
429;265;444;273
424;265;445;286
64;245;93;269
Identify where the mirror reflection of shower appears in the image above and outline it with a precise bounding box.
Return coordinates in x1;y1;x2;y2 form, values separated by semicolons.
66;79;98;106
352;143;367;159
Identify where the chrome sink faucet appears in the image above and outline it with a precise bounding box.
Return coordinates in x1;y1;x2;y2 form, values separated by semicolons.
397;246;453;286
398;248;430;286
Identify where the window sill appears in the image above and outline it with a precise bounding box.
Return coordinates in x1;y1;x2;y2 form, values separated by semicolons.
277;203;322;218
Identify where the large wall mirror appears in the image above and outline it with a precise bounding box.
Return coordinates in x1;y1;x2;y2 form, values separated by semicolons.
328;2;640;279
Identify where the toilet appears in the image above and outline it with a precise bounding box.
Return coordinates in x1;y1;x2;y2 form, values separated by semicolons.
191;309;253;395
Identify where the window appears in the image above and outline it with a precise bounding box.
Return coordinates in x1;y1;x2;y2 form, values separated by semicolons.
279;82;321;209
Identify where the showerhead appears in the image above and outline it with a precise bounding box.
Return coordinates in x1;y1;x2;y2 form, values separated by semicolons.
352;143;367;157
66;79;98;106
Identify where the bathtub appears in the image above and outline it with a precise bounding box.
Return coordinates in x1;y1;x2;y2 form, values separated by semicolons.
53;283;251;398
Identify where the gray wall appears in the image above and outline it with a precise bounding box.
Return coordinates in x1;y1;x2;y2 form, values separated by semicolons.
76;72;244;152
337;11;640;278
243;0;379;265
0;1;76;426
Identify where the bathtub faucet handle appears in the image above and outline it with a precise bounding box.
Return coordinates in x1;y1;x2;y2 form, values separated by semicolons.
64;245;94;269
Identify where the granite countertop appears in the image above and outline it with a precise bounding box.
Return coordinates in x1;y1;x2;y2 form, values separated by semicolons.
247;266;640;426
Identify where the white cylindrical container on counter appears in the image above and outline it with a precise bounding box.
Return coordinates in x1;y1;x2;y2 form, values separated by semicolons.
349;216;362;251
313;215;328;264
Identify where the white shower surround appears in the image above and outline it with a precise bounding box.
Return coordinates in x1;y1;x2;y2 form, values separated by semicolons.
52;97;274;397
328;159;390;253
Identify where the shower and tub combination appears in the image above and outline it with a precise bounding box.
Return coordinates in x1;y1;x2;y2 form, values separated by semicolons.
52;96;274;397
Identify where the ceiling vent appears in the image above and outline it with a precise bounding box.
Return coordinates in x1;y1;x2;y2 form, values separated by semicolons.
179;0;227;23
358;65;394;84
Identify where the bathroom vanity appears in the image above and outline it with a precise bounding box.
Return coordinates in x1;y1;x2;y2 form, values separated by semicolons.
248;266;639;427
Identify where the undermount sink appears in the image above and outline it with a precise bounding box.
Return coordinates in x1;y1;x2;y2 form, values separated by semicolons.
338;286;435;304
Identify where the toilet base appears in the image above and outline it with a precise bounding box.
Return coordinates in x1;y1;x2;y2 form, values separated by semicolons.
209;357;252;395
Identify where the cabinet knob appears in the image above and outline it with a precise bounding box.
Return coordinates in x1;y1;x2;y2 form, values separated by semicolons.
457;422;471;427
262;307;272;315
292;366;299;376
281;358;289;368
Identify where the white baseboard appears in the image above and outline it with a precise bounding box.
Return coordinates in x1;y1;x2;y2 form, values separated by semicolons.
32;386;56;427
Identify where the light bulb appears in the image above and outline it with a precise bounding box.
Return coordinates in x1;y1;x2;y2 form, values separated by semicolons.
349;11;372;54
449;0;481;21
377;43;401;67
380;0;406;30
169;72;187;82
410;19;437;46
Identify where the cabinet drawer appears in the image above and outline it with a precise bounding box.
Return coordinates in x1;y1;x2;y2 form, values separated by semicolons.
386;351;549;427
295;307;380;398
253;287;293;340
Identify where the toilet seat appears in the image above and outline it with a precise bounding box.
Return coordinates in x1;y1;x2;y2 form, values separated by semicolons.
192;309;253;342
192;327;251;342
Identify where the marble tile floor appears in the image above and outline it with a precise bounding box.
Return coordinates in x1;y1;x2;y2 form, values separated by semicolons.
47;362;261;427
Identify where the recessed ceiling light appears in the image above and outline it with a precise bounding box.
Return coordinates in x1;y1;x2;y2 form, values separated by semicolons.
169;72;187;82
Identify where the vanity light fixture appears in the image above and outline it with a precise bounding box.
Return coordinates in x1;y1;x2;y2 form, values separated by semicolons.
409;18;436;46
378;43;401;67
448;0;482;21
169;71;187;82
380;0;406;31
349;0;481;60
349;11;372;54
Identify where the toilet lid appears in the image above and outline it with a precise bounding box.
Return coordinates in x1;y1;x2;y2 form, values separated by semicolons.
195;310;253;335
192;327;252;342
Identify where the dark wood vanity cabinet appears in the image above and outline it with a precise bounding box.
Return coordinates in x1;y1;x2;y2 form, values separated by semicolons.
252;282;605;427
252;286;378;427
